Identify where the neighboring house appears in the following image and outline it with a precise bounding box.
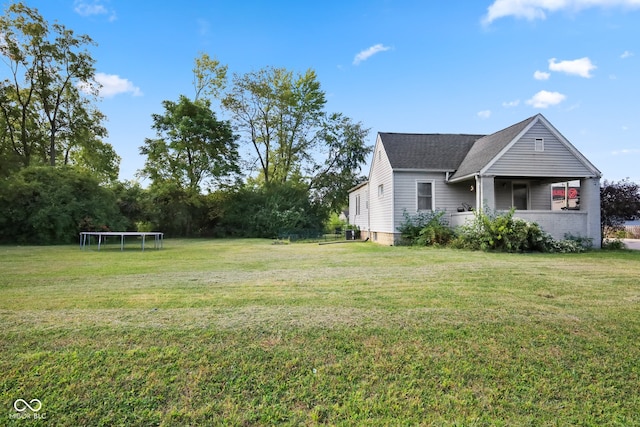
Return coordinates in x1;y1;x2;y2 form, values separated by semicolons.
349;114;602;247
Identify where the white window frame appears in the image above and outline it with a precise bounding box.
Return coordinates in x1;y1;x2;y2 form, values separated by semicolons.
534;138;544;152
355;194;361;215
416;180;434;211
378;184;384;197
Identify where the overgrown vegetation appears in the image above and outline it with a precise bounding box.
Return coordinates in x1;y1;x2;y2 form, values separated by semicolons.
399;208;591;253
398;209;455;246
0;4;371;244
0;166;125;244
2;240;639;425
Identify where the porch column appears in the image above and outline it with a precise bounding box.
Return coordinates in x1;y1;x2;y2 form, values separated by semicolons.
479;175;496;212
580;177;602;249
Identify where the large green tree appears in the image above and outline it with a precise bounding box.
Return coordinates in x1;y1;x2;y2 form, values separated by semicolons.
219;65;371;209
311;112;371;212
222;66;326;185
139;95;240;193
0;2;117;179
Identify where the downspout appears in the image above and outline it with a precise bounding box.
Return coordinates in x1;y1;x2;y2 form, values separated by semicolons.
475;175;481;212
367;183;371;240
391;172;395;245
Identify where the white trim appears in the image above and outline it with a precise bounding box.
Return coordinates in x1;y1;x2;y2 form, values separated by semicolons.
449;172;477;183
416;179;435;211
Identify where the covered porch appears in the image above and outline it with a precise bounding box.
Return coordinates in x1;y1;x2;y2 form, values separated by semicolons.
448;175;601;248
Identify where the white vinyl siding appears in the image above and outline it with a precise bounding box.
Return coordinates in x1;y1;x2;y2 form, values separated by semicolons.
392;171;476;233
348;183;369;231
487;122;594;177
368;136;394;233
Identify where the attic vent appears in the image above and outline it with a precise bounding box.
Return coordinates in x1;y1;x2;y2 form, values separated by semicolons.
535;138;544;152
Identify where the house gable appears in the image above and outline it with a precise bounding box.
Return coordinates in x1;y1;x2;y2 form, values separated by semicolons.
486;119;600;178
449;114;601;181
449;116;536;181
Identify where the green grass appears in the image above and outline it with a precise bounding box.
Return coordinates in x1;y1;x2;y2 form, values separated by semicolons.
1;239;639;426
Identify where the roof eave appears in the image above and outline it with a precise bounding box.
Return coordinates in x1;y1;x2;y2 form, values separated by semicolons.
448;172;477;183
394;168;456;173
348;180;369;193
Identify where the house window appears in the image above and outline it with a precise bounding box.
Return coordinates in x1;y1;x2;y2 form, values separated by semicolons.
513;183;528;210
355;195;361;215
378;184;384;197
535;138;544;152
417;182;433;211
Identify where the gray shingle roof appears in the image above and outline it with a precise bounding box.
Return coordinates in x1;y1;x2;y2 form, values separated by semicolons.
379;133;484;170
378;115;539;179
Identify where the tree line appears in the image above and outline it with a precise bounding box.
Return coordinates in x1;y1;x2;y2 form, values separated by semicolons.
1;3;638;245
0;3;370;243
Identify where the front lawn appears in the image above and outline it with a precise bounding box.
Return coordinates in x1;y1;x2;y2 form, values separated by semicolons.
1;240;639;425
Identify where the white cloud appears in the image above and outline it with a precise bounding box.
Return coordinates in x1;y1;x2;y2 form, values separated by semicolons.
483;0;640;25
81;73;142;98
534;70;551;80
477;110;492;119
612;148;640;155
353;44;391;65
621;50;634;58
74;1;116;21
526;90;566;108
548;57;596;78
502;99;520;108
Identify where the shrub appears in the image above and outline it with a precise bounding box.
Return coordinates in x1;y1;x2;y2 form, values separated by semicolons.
397;210;454;246
453;208;541;252
563;233;593;250
602;238;627;250
452;208;586;253
325;212;347;234
0;166;125;244
214;182;327;238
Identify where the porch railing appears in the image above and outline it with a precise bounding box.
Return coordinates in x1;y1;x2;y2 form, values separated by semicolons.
449;210;589;241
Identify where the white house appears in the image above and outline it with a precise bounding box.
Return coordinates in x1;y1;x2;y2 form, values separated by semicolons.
349;114;602;247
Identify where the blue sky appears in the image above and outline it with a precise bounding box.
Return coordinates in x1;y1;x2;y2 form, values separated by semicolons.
18;0;640;184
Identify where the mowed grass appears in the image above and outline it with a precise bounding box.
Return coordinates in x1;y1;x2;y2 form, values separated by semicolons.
1;239;639;426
